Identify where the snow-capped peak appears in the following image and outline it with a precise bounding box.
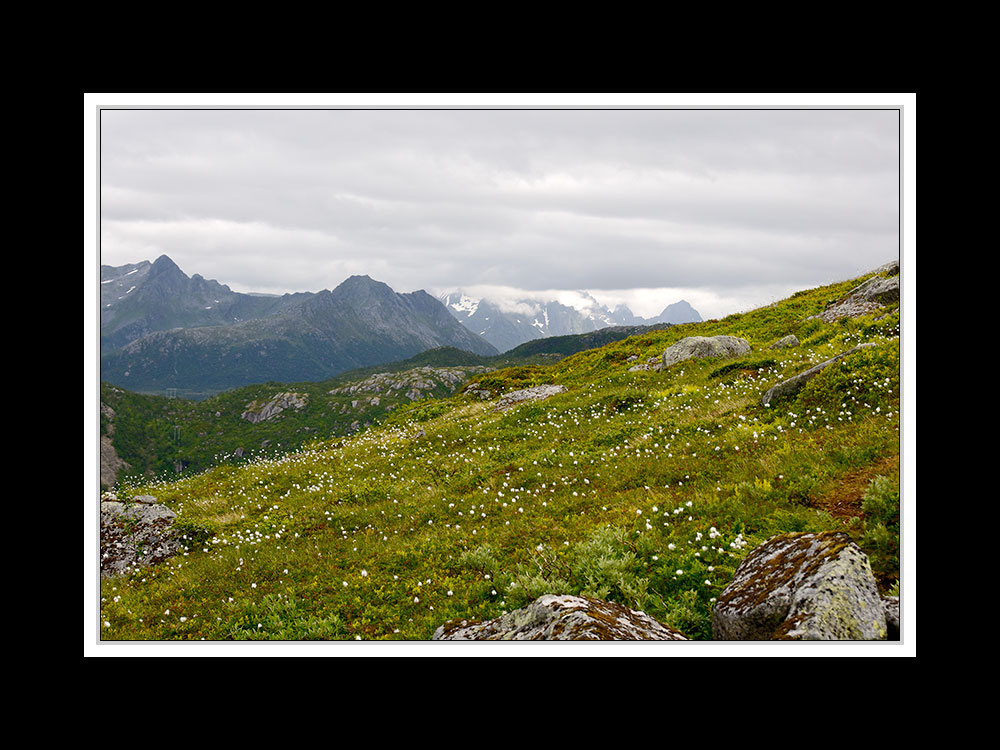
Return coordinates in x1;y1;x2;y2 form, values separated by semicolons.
442;292;480;318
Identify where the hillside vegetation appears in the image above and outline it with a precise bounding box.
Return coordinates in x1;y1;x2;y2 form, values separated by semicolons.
100;327;670;485
99;267;901;641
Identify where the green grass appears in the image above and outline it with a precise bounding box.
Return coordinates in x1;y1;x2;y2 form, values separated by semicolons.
99;268;902;641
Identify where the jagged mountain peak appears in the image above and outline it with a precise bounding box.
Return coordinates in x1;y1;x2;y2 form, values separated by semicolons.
656;299;703;324
100;262;498;392
331;274;396;298
150;254;182;272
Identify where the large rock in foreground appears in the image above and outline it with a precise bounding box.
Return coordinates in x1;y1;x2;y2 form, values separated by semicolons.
433;594;688;640
100;499;183;577
712;531;887;640
494;384;567;411
662;336;750;368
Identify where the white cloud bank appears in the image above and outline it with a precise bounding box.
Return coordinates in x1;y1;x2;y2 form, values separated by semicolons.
96;101;904;319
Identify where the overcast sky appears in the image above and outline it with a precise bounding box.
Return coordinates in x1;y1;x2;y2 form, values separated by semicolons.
94;97;906;320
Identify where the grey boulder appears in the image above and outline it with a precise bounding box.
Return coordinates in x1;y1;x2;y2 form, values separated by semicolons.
662;336;750;368
712;531;887;640
769;334;800;350
433;594;688;640
100;499;183;577
495;384;567;411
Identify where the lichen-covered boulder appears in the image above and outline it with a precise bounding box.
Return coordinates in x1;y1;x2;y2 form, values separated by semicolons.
433;594;688;640
494;384;567;412
100;499;183;577
662;336;750;369
712;531;887;640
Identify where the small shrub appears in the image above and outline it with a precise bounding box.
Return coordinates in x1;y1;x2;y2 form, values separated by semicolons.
569;526;648;603
658;589;712;640
859;474;900;589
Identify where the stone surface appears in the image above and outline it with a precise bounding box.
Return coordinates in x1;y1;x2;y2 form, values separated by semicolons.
761;342;877;406
882;595;900;640
662;336;750;368
100;403;130;489
712;531;887;640
811;267;900;322
100;434;130;489
433;594;688;640
241;392;308;424
100;499;183;577
331;366;491;399
494;384;568;411
769;334;800;350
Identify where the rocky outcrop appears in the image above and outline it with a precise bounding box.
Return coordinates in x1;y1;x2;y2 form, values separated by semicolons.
711;531;887;640
100;497;183;577
628;357;664;373
330;366;491;401
494;384;568;411
100;435;130;490
662;336;750;369
761;342;877;406
433;594;688;640
769;334;800;350
811;262;900;322
100;403;130;489
241;392;308;423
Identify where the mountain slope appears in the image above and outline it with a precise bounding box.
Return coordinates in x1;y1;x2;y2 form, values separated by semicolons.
99;324;675;485
100;255;302;355
655;300;703;325
99;263;903;642
100;272;498;393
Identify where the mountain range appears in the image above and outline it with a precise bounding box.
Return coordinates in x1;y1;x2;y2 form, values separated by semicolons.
100;256;498;394
438;290;701;352
99;255;700;395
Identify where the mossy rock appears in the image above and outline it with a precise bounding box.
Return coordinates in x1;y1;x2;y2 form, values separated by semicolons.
712;531;887;640
433;594;688;640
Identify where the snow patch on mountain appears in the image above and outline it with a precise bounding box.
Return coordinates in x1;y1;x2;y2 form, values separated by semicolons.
442;292;481;318
437;286;701;353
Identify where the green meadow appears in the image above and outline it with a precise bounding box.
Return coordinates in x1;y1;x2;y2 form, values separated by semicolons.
98;269;902;641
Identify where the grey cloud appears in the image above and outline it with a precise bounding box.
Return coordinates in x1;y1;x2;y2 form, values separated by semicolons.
99;106;901;314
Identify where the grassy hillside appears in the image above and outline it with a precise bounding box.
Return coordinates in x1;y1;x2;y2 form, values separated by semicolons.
100;327;674;486
101;365;491;484
98;268;901;641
